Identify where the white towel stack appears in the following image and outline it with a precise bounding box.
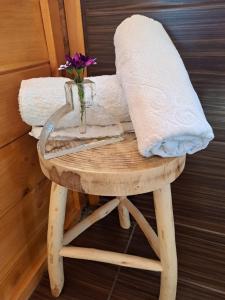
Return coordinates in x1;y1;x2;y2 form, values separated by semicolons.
18;15;214;157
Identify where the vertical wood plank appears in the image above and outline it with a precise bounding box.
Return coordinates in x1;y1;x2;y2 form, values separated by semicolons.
0;1;76;299
9;248;46;300
0;0;49;67
64;0;85;55
40;0;65;76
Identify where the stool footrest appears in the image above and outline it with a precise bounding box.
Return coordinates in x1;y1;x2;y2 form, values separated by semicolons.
60;246;162;272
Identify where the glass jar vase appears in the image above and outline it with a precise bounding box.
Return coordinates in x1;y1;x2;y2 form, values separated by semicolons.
64;79;95;134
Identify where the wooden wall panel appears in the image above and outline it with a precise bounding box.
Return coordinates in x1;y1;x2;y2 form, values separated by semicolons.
0;135;45;218
64;0;85;55
81;0;225;298
0;221;48;300
0;178;50;286
58;0;70;55
133;141;225;233
40;0;65;76
190;73;225;141
0;0;49;68
0;0;66;299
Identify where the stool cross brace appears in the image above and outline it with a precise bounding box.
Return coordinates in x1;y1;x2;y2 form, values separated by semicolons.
48;183;177;300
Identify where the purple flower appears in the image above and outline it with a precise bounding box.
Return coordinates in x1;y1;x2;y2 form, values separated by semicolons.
59;53;96;71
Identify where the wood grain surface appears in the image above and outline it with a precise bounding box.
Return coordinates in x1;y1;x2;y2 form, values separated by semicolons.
64;0;85;55
0;0;49;67
0;1;70;299
38;134;185;196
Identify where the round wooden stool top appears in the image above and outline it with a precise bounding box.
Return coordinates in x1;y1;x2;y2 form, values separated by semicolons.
38;134;186;196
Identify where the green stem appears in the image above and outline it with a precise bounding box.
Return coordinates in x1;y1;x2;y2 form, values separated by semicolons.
77;82;86;128
75;68;85;83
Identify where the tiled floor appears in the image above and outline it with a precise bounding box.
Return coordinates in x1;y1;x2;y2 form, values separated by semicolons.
30;197;225;300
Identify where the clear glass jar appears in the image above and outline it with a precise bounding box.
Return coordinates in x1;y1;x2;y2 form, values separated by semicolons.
64;79;95;134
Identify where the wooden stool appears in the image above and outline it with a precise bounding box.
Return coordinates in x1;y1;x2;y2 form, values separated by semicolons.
38;134;185;299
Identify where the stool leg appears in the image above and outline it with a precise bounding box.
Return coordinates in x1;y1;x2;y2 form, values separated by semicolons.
153;184;177;300
48;183;68;297
118;197;131;229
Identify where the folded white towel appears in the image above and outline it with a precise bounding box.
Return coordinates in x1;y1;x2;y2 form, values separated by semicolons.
30;121;134;140
114;15;214;157
19;75;130;127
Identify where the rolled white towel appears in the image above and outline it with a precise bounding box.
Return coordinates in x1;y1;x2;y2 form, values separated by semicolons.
114;15;214;157
19;75;130;127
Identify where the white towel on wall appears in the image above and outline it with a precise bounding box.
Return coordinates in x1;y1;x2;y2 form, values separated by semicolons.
19;75;130;127
114;15;214;157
